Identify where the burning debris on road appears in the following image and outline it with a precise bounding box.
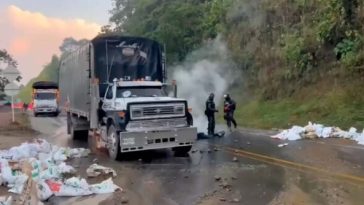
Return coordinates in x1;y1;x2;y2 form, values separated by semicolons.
0;139;121;203
272;122;364;144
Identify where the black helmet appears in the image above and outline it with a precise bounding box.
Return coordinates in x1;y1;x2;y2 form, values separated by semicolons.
209;93;214;100
224;94;230;100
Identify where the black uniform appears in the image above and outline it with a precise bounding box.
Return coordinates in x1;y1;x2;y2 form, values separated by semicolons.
224;96;237;129
205;94;218;135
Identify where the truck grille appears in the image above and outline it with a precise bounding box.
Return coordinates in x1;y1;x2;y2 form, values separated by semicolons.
130;103;185;120
126;118;188;131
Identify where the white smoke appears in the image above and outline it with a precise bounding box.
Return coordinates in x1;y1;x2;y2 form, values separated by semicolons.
172;37;239;133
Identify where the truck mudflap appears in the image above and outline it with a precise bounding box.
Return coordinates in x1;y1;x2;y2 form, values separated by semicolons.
118;127;197;152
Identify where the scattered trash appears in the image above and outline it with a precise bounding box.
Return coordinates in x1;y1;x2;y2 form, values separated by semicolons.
272;122;364;145
219;197;226;202
278;143;289;148
37;180;53;201
197;131;225;140
54;177;93;197
91;178;121;194
0;196;12;205
214;147;219;152
246;141;251;145
86;164;117;178
232;157;238;162
0;139;121;202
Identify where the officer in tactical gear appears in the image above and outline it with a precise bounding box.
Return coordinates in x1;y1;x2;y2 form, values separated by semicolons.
205;93;218;136
224;94;237;131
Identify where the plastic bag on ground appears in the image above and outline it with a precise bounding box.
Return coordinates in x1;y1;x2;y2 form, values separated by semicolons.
90;178;120;194
45;180;62;193
0;196;12;205
86;164;117;178
37;180;53;201
321;127;333;138
8;174;28;194
40;162;75;181
1;160;19;185
69;148;90;158
54;177;92;196
286;126;305;141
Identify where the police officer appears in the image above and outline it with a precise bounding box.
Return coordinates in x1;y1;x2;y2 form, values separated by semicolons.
224;94;237;131
205;93;218;136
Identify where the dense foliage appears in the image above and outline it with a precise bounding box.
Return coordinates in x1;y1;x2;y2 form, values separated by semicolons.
108;0;364;128
0;49;19;93
109;0;363;93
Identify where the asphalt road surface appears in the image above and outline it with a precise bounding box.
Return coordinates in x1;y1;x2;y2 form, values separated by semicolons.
28;114;364;205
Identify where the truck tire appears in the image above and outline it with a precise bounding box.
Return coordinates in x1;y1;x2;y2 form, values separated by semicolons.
107;125;122;160
34;112;38;117
173;146;192;155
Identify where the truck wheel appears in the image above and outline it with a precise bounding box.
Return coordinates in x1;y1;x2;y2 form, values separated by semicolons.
107;125;122;160
173;146;192;155
34;112;38;117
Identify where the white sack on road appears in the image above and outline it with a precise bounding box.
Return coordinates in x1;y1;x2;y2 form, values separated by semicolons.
0;139;121;201
86;164;117;178
91;178;121;194
272;122;364;145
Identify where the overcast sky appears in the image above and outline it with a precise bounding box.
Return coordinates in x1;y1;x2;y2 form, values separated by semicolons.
0;1;112;83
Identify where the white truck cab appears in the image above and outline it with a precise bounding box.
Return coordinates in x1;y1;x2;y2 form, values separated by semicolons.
32;81;59;117
99;78;196;159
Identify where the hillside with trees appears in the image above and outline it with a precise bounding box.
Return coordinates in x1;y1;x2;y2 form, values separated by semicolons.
106;0;364;129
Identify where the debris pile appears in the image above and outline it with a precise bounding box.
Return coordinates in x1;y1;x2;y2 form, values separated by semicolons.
272;122;364;144
0;139;120;202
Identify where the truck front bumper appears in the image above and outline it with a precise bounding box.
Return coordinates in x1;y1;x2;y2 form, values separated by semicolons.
118;127;197;152
34;107;58;113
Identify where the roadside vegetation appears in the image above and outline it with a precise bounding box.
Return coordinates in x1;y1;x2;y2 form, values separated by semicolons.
22;0;364;129
105;0;364;129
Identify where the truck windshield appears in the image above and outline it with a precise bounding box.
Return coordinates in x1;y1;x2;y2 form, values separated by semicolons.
34;93;56;100
116;87;165;98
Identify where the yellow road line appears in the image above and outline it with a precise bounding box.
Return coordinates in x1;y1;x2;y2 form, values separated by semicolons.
220;145;364;185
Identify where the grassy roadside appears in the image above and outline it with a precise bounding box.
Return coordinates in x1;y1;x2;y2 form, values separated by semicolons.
233;78;364;130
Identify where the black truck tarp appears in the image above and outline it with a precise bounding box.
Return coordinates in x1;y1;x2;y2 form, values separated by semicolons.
32;81;58;89
92;35;165;84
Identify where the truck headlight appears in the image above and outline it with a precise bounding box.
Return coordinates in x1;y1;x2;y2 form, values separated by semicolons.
131;108;143;118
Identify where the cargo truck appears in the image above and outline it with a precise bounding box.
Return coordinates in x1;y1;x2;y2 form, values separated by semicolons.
32;81;60;117
59;35;197;160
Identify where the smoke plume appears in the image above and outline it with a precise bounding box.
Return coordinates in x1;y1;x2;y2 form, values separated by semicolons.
172;37;239;133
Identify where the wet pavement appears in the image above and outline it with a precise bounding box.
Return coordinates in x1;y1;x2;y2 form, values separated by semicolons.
28;115;364;205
